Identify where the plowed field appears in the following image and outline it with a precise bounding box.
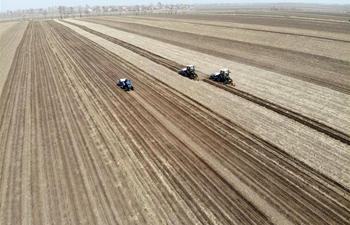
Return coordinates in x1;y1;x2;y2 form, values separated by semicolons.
1;13;349;225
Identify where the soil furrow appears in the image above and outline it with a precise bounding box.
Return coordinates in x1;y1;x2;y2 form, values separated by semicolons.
61;20;350;145
49;20;274;224
128;68;349;224
2;15;349;225
51;20;350;224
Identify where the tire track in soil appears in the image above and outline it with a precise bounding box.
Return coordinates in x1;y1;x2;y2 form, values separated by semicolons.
61;20;350;145
50;20;350;224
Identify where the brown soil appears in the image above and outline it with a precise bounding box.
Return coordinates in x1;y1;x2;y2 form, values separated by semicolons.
0;16;349;225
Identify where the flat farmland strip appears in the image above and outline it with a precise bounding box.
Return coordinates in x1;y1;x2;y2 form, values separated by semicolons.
0;22;16;33
80;17;350;94
51;20;349;224
34;21;91;224
47;20;239;224
41;22;127;224
44;20;196;224
60;20;350;145
140;13;350;34
1;20;122;224
100;16;350;42
63;19;350;136
203;79;350;144
0;21;28;95
85;16;349;62
46;20;279;224
1;16;349;224
57;19;350;191
133;75;350;224
129;14;349;38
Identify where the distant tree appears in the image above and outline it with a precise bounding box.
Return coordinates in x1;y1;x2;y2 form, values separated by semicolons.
109;6;117;11
118;6;123;15
43;9;47;19
58;6;66;18
78;5;83;18
134;5;139;15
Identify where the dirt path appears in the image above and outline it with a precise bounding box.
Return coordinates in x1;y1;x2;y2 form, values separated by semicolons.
1;19;349;224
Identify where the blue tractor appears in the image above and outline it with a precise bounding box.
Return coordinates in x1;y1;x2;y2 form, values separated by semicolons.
117;78;134;91
209;69;234;85
178;65;199;81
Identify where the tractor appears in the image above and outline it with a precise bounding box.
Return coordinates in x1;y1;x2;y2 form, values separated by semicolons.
178;65;199;81
117;78;134;91
209;69;234;85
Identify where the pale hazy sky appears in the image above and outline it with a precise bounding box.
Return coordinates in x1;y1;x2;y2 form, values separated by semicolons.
1;0;349;12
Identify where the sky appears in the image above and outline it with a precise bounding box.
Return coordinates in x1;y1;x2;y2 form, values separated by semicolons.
1;0;349;12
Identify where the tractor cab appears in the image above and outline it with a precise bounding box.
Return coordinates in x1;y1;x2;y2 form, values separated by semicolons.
219;69;230;80
220;69;230;76
187;65;195;73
